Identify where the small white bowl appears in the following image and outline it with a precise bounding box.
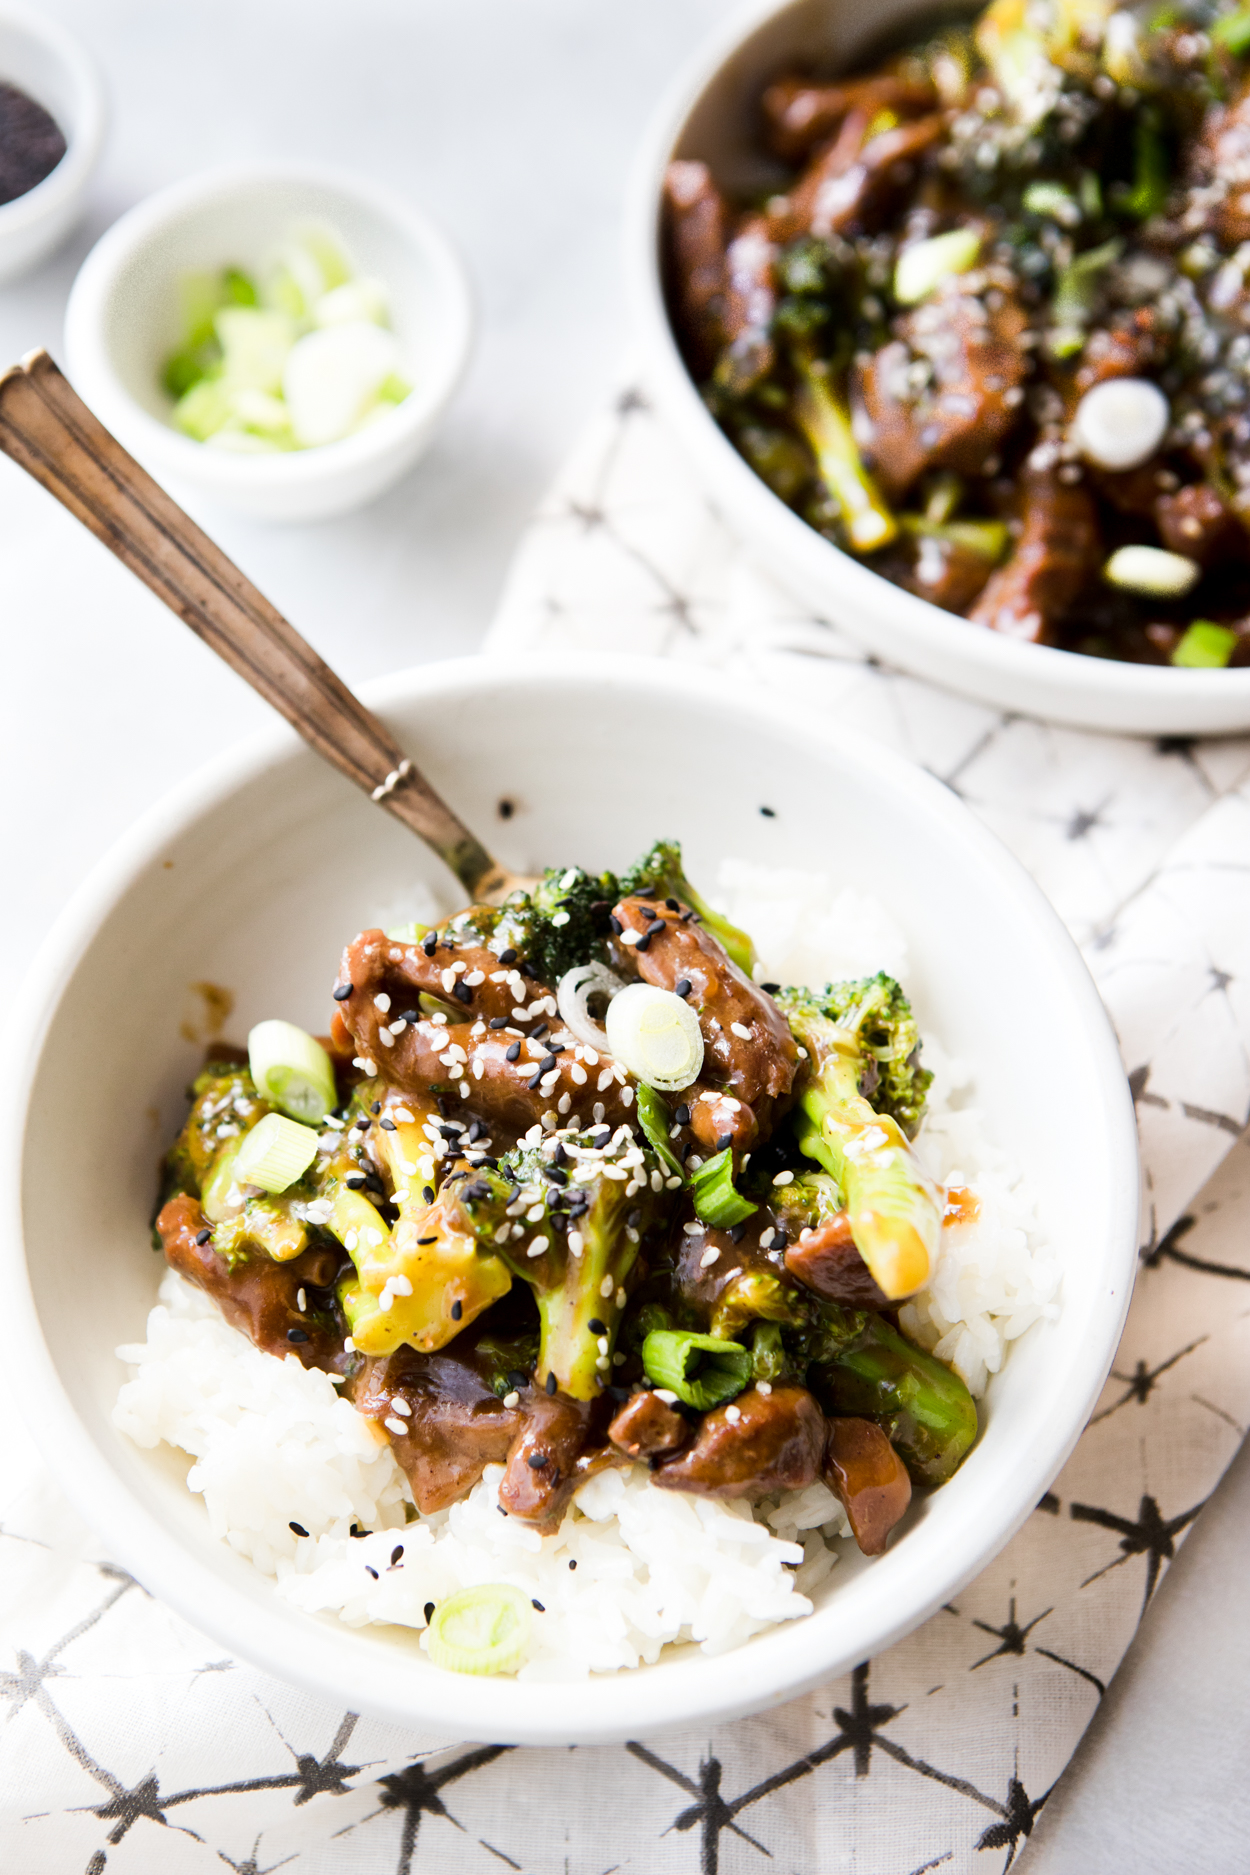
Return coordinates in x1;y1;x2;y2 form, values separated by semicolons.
0;6;105;282
0;655;1139;1744
629;0;1250;736
64;164;473;522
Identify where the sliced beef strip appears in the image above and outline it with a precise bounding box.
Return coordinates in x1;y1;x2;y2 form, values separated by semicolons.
158;1193;345;1369
664;159;731;370
967;461;1101;643
876;529;999;613
497;1389;616;1527
610;895;797;1153
859;277;1029;499
607;1389;691;1460
652;1385;826;1500
823;1416;912;1555
762;73;938;161
350;1347;521;1514
785;1213;890;1309
1156;481;1246;563
336;925;527;1027
720;214;777;393
770;111;944;243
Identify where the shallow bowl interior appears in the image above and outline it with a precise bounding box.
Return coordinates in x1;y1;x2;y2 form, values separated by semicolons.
64;166;472;521
630;0;1250;734
3;656;1138;1744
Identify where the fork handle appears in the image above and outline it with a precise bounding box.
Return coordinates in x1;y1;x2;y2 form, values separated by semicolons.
0;349;506;899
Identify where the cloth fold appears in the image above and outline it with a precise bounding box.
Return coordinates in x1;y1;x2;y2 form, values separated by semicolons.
5;384;1250;1874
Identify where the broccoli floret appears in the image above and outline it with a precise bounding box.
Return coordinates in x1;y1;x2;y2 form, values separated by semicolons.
620;839;756;976
482;1128;664;1399
810;972;932;1139
778;981;942;1302
488;864;620;987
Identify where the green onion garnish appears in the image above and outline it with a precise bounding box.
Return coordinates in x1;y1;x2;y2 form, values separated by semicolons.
641;1329;751;1410
1171;621;1239;669
233;1112;320;1193
248;1019;337;1125
425;1583;532;1675
635;1083;685;1181
689;1149;757;1228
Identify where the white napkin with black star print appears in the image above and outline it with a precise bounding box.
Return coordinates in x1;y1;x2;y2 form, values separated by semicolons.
5;383;1250;1875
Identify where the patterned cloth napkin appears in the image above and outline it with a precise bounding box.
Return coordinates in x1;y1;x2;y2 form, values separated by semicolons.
6;387;1250;1875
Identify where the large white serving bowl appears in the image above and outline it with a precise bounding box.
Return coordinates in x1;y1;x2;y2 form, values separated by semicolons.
0;6;106;282
1;655;1138;1745
64;165;473;523
629;0;1250;736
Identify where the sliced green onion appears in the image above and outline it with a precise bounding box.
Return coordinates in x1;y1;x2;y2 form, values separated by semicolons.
636;1083;686;1180
384;920;430;942
894;229;980;307
233;1113;319;1193
605;983;703;1092
1103;545;1200;599
1172;621;1238;669
1021;180;1080;226
641;1329;751;1410
201;1138;244;1224
1213;4;1250;53
689;1149;758;1228
249;1019;337;1124
425;1583;532;1675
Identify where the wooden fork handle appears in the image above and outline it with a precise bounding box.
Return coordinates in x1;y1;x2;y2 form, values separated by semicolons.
0;349;508;900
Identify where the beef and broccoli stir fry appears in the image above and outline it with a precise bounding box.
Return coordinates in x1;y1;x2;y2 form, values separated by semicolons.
155;842;977;1561
664;0;1250;667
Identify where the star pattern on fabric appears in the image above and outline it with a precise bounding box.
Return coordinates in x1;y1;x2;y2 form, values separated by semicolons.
336;1745;512;1875
1071;1493;1208;1616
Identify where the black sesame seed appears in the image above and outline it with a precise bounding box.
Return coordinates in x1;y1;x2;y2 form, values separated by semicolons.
422;1184;435;1204
526;1069;543;1090
674;978;693;999
351;1523;366;1537
506;1042;521;1062
532;1599;545;1611
609;915;623;935
467;1120;484;1141
287;1328;309;1344
332;982;352;1001
450;1299;463;1320
677;1141;691;1163
716;1132;733;1153
453;980;473;1004
531;1023;549;1040
371;1101;382;1115
635;932;652;952
528;1452;548;1469
546;1371;557;1395
417;1235;438;1245
508;1369;528;1390
646;918;666;937
391;1544;404;1565
489;1016;509;1030
423;932;438;955
675;1104;691;1127
380;1116;397;1131
728;1222;747;1244
289;1520;309;1537
588;1317;607;1334
195;1227;212;1245
760;982;781;994
759;805;776;817
543;1165;567;1185
636;886;657;899
366;1565;379;1579
665;897;681;912
424;1600;436;1621
499;947;518;964
626;1208;641;1228
773;1228;788;1251
539;1052;557;1074
437;1123;461;1138
568;1559;578;1570
680;908;697;923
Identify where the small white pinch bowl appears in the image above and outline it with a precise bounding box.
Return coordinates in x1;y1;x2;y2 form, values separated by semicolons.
0;6;105;282
629;0;1250;735
64;164;473;523
1;656;1138;1745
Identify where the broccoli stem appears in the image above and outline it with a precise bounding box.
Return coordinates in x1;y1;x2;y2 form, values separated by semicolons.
820;1316;978;1485
792;350;897;554
787;1016;941;1301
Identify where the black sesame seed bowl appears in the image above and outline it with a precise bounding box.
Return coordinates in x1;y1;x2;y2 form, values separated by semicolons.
628;0;1250;733
0;9;105;283
0;656;1137;1742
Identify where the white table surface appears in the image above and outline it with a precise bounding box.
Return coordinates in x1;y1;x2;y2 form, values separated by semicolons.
0;0;728;986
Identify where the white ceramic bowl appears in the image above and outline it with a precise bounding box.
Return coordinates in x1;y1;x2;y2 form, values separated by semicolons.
0;6;105;282
629;0;1250;736
64;165;473;523
1;655;1138;1744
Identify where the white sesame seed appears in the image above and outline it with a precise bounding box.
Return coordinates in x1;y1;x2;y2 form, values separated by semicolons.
760;1228;776;1248
558;1092;572;1114
384;1417;408;1436
666;1175;683;1189
551;911;570;927
570;1063;587;1085
724;1404;742;1423
568;1230;584;1255
378;1029;395;1048
772;1170;795;1187
460;1083;470;1098
757;1380;772;1396
593;1103;606;1123
526;1240;546;1259
389;1396;412;1415
700;1245;721;1268
654;1388;678;1404
597;1336;609;1354
620;929;640;946
464;970;485;986
621;1087;634;1108
730;1021;752;1040
296;1288;306;1312
682;1221;702;1235
600;1275;614;1297
374;993;391;1013
559;868;578;889
343;1336;356;1353
616;1288;626;1307
583;1048;600;1066
503;1390;520;1408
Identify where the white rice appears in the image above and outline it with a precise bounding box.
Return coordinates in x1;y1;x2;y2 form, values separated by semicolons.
113;860;1059;1675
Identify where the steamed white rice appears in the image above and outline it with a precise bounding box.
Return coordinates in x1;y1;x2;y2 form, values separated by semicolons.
113;860;1059;1676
